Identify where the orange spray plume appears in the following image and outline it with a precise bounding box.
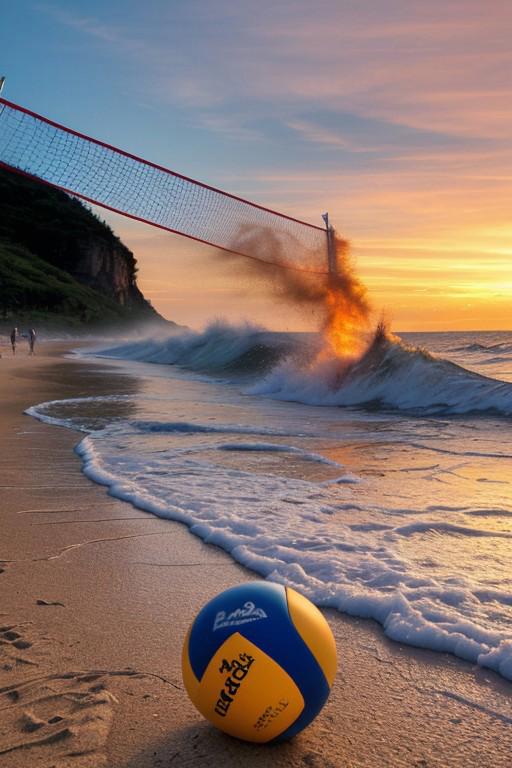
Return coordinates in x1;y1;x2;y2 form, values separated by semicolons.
219;225;371;359
323;235;371;358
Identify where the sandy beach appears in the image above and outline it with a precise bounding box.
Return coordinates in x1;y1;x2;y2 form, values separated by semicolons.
1;342;511;768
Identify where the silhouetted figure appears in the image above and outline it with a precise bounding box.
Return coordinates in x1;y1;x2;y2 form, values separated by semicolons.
28;328;36;355
10;327;17;355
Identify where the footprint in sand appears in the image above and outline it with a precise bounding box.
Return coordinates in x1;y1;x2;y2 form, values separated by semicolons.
0;672;117;767
0;623;38;671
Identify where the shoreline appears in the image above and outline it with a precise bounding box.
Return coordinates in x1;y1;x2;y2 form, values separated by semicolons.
1;344;511;767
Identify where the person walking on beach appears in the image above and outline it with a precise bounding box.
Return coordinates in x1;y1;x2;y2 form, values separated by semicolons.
10;327;17;355
28;328;36;355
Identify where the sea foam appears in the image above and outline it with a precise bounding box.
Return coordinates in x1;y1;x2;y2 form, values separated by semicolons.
27;396;512;683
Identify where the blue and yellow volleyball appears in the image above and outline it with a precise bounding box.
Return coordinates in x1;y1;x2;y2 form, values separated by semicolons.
182;581;337;743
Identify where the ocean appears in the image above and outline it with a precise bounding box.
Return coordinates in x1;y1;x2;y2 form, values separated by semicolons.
27;326;512;682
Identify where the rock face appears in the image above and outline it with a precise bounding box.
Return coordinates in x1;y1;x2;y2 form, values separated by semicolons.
71;237;148;309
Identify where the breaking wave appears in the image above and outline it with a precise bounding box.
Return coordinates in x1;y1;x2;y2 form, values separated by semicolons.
253;333;512;416
91;322;303;375
91;323;512;417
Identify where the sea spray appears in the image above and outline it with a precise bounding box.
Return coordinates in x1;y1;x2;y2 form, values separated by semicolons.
250;328;512;414
221;225;372;359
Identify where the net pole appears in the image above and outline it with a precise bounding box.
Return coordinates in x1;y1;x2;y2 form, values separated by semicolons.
322;212;337;274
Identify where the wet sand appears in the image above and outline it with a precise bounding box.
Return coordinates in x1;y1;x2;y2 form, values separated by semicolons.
0;342;511;767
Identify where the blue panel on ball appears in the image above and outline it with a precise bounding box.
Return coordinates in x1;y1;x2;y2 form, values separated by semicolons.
187;581;288;681
271;680;329;742
187;581;331;739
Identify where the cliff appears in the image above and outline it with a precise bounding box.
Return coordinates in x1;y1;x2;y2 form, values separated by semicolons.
0;166;171;328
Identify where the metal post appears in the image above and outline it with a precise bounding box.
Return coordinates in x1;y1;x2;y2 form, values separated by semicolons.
0;77;5;96
322;212;337;274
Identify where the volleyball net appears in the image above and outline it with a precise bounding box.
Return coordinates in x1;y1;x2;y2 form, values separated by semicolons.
0;97;328;273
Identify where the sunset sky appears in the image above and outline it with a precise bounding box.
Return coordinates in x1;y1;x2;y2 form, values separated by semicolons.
2;1;512;330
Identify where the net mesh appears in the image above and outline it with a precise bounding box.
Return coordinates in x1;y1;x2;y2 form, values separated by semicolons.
0;98;328;273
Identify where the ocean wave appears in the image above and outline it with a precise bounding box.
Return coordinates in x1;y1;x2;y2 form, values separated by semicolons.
91;321;304;375
250;333;512;417
91;323;512;417
476;356;511;365
451;341;512;355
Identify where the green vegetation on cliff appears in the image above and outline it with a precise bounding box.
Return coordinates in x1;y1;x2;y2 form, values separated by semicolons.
0;241;141;326
0;167;166;327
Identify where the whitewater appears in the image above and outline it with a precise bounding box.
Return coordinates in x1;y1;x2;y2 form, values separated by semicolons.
27;326;512;682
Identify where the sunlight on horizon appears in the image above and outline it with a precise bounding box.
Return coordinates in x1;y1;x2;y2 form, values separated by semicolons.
111;212;512;331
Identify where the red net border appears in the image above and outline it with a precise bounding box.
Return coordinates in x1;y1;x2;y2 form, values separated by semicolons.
0;97;328;274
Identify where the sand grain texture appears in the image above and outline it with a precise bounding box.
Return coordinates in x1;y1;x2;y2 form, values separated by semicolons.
0;342;511;767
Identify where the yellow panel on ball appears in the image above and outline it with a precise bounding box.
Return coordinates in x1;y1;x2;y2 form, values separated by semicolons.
192;632;305;742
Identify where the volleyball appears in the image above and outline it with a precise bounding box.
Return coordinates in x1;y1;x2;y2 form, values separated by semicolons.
182;581;337;743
